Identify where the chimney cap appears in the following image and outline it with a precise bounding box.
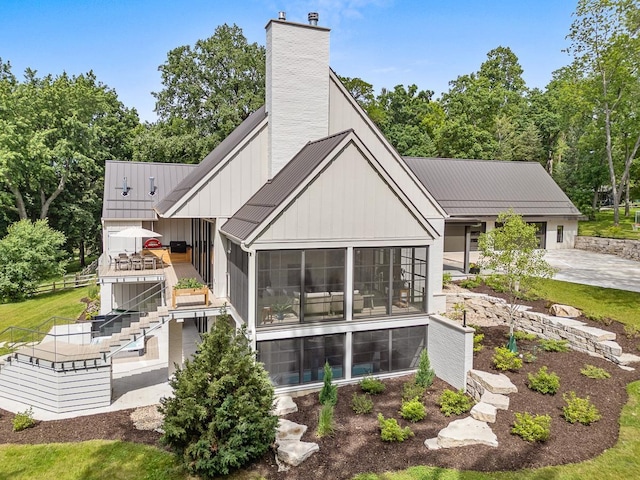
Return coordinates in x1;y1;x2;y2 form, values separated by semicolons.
308;12;318;26
278;11;286;21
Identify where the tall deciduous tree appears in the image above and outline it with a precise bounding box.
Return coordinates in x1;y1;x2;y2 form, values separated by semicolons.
478;211;555;346
147;24;265;164
566;0;640;224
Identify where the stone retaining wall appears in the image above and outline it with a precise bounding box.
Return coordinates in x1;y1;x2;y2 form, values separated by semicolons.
575;236;640;262
447;292;626;365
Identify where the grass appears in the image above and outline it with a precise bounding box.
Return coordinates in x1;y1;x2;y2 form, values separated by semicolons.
531;278;640;328
0;440;190;480
578;207;640;240
352;380;640;479
0;287;89;342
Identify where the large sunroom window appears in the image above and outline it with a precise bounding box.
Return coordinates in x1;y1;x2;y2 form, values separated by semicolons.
353;247;427;318
256;249;345;325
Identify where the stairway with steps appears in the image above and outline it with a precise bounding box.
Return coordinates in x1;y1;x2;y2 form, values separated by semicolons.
0;306;170;414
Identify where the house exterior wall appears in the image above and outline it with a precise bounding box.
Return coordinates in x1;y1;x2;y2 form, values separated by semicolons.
328;77;443;221
266;20;329;177
171;126;268;218
254;143;433;244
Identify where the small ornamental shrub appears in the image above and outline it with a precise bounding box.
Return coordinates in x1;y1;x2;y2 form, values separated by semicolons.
438;389;473;417
351;393;373;414
563;392;601;425
511;412;551;442
12;407;36;432
493;346;523;371
377;413;414;442
510;331;537;342
581;364;611;379
587;313;613;326
319;362;338;406
360;376;386;394
442;272;452;286
459;275;482;289
624;324;640;339
402;381;426;402
473;332;485;353
415;350;435;388
400;398;427;423
527;366;560;395
522;351;537;363
483;273;508;292
316;404;335;437
539;339;570;352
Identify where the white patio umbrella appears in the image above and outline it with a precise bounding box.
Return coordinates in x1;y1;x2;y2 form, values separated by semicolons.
112;227;162;253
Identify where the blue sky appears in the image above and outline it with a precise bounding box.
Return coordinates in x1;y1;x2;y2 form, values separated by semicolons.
0;1;577;122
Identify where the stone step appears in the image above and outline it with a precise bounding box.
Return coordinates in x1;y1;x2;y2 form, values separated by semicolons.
276;419;307;443
468;369;517;395
435;417;498;448
471;402;497;423
277;440;319;467
273;396;298;416
481;391;510;410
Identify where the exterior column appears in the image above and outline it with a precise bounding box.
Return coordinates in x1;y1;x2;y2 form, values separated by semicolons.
168;319;183;377
464;225;471;274
99;282;113;314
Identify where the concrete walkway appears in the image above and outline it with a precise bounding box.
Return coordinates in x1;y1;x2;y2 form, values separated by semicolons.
444;249;640;293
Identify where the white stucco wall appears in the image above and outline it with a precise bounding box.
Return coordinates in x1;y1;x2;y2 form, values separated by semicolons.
427;314;474;390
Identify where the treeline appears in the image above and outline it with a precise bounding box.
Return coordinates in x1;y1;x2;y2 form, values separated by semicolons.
0;0;638;262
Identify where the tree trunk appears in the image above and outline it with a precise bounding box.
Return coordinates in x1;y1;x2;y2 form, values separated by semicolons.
625;180;630;217
8;184;28;220
39;174;66;220
79;240;85;268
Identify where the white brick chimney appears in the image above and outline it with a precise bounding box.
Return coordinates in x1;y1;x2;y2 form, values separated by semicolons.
266;13;330;178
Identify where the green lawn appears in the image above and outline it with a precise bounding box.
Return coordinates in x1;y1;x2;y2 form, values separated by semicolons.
578;207;640;240
532;278;640;328
0;287;89;342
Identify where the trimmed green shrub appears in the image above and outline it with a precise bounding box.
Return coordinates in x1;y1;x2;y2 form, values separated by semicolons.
511;412;551;442
317;404;335;437
377;413;414;442
438;389;473;417
527;366;560;395
563;391;601;425
12;407;36;432
351;393;373;414
510;331;537;342
459;275;482;289
473;332;485;353
400;398;426;423
415;350;435;388
493;346;523;371
580;364;611;379
442;272;452;286
539;339;570;352
360;376;386;394
402;381;426;402
319;362;338;406
159;307;278;478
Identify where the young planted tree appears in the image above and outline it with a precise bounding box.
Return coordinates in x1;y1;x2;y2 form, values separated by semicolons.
159;308;278;478
478;211;555;351
319;361;338;406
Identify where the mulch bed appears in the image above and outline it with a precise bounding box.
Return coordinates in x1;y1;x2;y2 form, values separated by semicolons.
1;286;639;479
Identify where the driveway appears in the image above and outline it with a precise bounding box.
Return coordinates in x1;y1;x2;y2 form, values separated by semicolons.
444;249;640;293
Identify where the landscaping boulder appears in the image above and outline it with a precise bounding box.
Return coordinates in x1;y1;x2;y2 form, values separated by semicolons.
437;417;498;448
549;304;582;318
277;440;319;467
272;395;298;416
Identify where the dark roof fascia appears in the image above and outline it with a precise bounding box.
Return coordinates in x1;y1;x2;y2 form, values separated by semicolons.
155;106;268;216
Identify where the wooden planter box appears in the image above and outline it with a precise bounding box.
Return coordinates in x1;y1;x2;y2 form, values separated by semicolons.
172;286;209;309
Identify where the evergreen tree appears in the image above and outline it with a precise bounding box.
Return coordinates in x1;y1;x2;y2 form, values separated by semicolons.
415;349;435;388
159;308;278;478
319;361;338;406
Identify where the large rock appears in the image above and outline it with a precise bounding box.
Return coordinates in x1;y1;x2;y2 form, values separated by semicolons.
468;369;518;394
277;440;319;466
549;304;582;318
437;417;498;448
272;396;298;416
470;402;497;423
276;419;307;444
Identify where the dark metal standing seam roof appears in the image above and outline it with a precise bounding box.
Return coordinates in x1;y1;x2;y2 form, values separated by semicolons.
102;160;197;220
221;130;353;241
154;105;267;216
403;157;581;217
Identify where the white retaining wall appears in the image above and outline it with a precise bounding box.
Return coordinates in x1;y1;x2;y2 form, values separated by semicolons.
427;314;474;390
0;359;112;413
